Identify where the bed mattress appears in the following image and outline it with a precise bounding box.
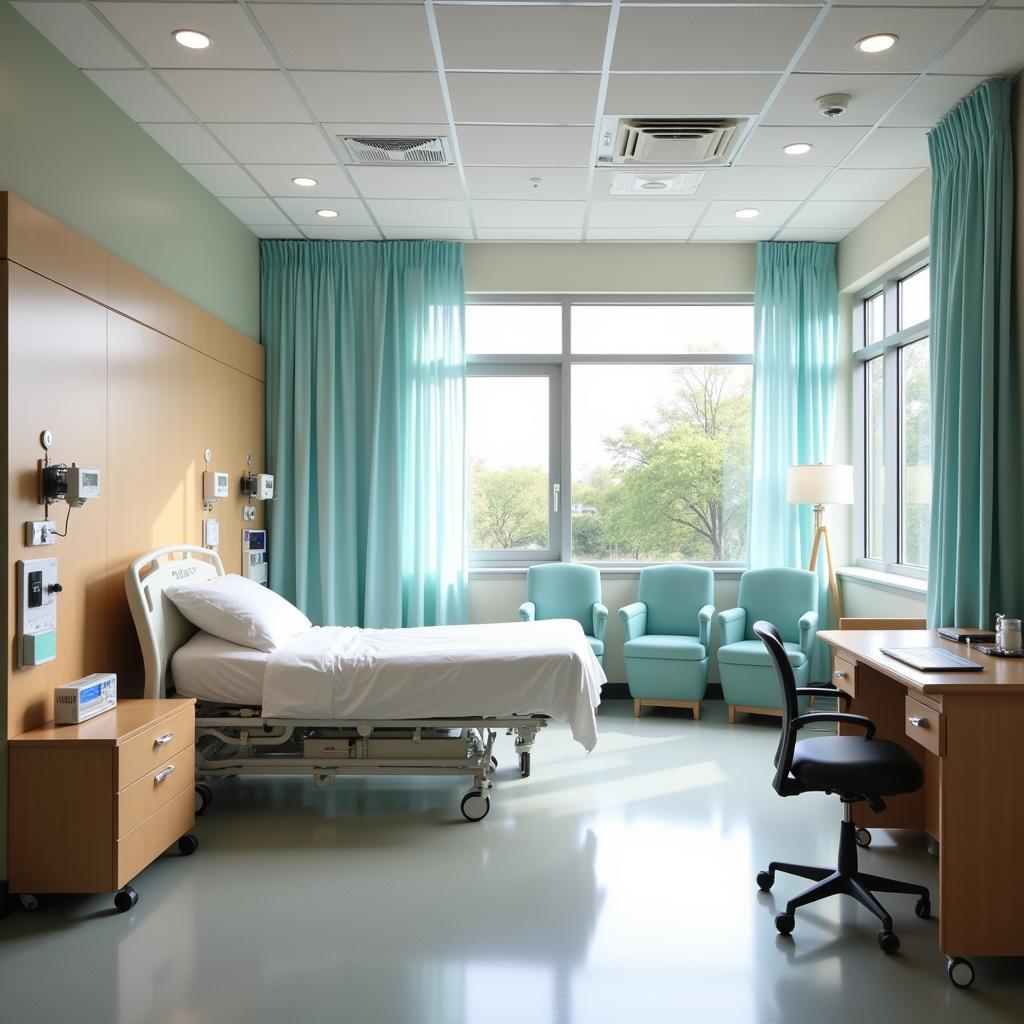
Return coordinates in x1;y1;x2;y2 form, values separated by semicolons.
172;632;268;705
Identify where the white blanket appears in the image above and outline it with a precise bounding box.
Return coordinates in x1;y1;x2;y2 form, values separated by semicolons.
262;619;605;751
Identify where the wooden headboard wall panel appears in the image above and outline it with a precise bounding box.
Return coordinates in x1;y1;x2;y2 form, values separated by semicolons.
3;193;265;738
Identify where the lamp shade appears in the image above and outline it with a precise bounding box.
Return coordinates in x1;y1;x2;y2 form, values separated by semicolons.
786;464;854;505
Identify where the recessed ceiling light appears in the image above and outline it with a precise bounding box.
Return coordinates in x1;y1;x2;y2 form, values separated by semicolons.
855;33;898;54
735;208;760;219
292;177;318;188
783;142;813;156
173;29;211;50
316;209;339;218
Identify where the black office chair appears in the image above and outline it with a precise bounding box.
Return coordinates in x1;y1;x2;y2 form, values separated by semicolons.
752;620;930;954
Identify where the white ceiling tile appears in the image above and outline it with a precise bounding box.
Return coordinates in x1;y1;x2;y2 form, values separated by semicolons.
249;225;304;240
381;227;475;241
366;200;471;229
246;165;358;198
837;0;984;6
702;200;802;227
713;165;831;201
815;167;923;202
775;228;850;243
763;73;916;127
183;164;264;198
842;127;930;169
140;122;233;163
589;200;706;228
604;75;778;117
473;201;585;229
797;8;974;74
586;227;694;241
324;121;450;140
457;126;594;167
219;197;290;226
467;166;590;201
477;228;584;241
787;201;885;230
691;225;778;242
12;2;140;68
590;168;724;201
612;8;818;73
84;70;190;122
292;72;446;123
95;3;276;69
275;197;373;226
436;6;609;72
208;123;336;164
348;166;465;201
449;74;600;124
935;10;1024;75
884;75;986;127
252;4;436;70
302;226;383;241
158;70;310;123
736;126;868;167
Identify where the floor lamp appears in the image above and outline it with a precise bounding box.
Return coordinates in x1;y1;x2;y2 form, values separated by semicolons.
787;464;854;623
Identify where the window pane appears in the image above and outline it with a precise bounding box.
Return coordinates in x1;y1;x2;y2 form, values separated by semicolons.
466;305;561;355
898;266;929;330
571;305;753;355
864;292;885;346
571;364;751;562
900;340;931;567
468;376;550;551
865;357;885;560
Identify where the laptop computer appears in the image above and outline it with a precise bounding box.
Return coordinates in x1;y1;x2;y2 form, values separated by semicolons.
880;647;984;672
937;627;997;644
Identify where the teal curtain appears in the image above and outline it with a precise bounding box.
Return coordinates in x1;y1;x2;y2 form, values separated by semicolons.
262;240;467;628
748;242;840;679
927;78;1020;628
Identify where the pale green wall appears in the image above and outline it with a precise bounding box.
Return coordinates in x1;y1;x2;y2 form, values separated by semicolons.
0;0;259;338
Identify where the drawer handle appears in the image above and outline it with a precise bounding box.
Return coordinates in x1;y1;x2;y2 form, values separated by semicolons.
154;765;176;783
908;715;928;728
835;671;847;679
154;733;174;747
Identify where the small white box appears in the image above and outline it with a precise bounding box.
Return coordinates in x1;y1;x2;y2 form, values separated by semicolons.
67;466;101;505
203;471;230;501
255;473;275;500
54;673;117;724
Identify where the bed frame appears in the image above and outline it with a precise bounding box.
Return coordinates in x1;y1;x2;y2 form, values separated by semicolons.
125;545;543;822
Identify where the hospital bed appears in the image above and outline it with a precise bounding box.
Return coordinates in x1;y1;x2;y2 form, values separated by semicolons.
125;546;603;821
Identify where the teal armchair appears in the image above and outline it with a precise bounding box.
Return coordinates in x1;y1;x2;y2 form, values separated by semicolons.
619;565;714;720
717;568;819;723
519;564;607;664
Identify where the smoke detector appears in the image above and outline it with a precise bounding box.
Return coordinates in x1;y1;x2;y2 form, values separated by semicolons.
817;94;851;119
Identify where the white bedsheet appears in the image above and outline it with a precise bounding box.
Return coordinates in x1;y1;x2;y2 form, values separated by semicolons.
263;619;604;751
171;632;268;705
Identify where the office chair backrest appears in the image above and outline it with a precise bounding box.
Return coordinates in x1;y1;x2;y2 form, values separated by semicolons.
527;563;602;631
739;568;818;643
637;564;714;637
753;620;802;797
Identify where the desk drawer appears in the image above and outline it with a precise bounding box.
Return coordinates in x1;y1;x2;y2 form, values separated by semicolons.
832;656;858;699
905;696;944;757
116;745;194;839
115;784;194;890
117;704;193;789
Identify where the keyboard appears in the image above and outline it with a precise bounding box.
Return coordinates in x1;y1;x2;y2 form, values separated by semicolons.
880;646;984;672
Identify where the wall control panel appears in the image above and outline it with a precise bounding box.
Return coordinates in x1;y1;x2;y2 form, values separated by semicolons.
203;518;220;550
242;529;268;586
203;471;230;502
17;557;60;666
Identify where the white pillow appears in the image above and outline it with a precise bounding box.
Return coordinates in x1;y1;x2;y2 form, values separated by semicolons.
166;574;312;652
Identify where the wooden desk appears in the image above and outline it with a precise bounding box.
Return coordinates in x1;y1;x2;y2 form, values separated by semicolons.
819;629;1024;970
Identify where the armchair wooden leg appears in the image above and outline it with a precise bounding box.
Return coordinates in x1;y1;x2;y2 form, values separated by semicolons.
692;702;701;721
633;699;642;718
728;705;736;724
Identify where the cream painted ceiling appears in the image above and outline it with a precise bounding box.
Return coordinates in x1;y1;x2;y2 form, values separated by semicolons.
13;0;1024;243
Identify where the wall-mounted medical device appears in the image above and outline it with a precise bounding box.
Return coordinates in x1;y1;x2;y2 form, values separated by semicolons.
203;518;220;550
17;557;61;667
34;432;102;542
242;472;275;501
242;529;268;586
54;673;118;725
203;471;230;503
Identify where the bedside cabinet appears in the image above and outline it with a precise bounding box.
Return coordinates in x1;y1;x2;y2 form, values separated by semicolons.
9;698;198;913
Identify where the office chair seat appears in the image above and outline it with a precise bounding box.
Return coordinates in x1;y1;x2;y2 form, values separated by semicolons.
791;736;924;796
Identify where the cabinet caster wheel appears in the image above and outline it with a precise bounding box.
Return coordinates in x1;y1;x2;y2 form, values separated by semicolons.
774;913;794;936
19;894;40;912
114;886;139;913
947;956;975;988
756;870;774;892
914;897;931;919
460;790;490;822
489;755;498;770
177;834;199;856
195;782;213;816
878;930;900;954
855;827;872;848
518;751;531;778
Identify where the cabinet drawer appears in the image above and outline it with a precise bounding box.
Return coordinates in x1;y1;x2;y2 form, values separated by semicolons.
117;704;193;788
115;784;194;890
832;656;858;699
905;696;944;757
116;745;194;839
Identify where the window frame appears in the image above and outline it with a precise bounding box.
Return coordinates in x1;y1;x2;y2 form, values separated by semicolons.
852;255;930;580
467;294;754;569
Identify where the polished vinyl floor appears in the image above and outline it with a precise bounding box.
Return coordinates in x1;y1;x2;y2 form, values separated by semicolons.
2;700;1023;1024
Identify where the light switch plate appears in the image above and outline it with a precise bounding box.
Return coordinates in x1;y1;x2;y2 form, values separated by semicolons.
203;519;220;548
26;521;57;546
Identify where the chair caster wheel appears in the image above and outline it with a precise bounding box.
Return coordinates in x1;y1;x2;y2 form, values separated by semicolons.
19;894;40;912
178;834;199;856
878;930;900;954
774;912;794;936
519;751;531;778
855;827;872;848
947;956;975;988
460;790;490;822
195;782;213;816
756;870;774;892
915;897;931;919
114;886;139;913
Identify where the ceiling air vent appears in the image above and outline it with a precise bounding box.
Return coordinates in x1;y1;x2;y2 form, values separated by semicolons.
340;135;451;166
597;116;752;168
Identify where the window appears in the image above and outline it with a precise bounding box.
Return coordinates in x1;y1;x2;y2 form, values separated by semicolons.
854;259;930;577
467;298;754;566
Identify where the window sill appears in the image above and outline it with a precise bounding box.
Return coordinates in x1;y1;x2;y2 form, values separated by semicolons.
837;566;928;599
470;565;746;582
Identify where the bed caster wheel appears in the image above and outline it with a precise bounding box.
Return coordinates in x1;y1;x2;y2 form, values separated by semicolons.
878;930;900;955
756;870;774;892
518;751;531;778
114;886;139;913
177;834;199;856
947;956;975;988
855;827;872;848
774;912;795;936
915;896;931;919
19;894;40;912
195;782;213;816
460;790;490;822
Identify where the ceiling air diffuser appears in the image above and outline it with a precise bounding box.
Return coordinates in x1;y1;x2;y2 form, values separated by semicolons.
340;135;451;166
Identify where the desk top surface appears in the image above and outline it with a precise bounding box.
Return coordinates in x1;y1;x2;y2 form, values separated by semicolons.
819;629;1024;695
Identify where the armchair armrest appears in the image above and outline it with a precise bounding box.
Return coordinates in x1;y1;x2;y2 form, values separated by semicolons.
796;687;851;706
593;603;609;643
717;607;746;646
518;601;536;622
793;712;875;740
618;602;647;642
697;604;715;651
798;610;819;657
